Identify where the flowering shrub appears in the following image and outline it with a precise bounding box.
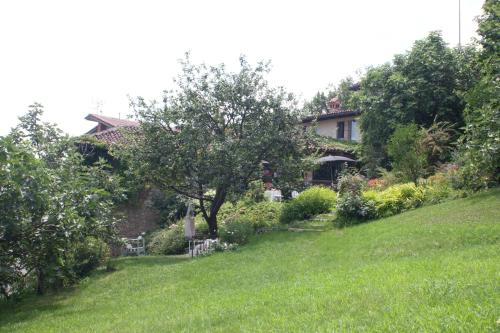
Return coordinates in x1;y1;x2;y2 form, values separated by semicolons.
336;193;377;225
280;186;336;223
337;173;366;195
367;178;386;189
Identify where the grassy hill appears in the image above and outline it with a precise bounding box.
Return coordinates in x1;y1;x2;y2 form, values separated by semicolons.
1;189;499;332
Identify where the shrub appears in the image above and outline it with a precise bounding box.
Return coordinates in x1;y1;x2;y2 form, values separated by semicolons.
336;193;377;225
375;183;425;217
337;173;366;195
387;123;427;184
219;215;254;245
70;237;110;279
280;186;336;223
227;201;282;230
243;180;266;203
420;171;465;204
147;223;187;255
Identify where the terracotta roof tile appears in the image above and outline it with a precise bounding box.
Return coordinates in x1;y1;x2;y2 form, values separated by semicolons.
92;126;138;145
85;114;139;128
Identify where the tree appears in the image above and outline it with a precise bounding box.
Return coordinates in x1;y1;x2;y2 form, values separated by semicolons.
302;77;357;116
355;32;480;175
121;56;307;238
0;105;120;296
387;124;427;184
459;0;500;188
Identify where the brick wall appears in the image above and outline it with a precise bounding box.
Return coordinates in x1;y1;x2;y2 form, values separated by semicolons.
111;189;161;256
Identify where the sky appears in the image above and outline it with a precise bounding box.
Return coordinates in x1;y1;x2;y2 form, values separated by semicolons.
0;0;485;136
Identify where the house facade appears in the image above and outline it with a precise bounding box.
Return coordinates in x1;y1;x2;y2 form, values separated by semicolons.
302;97;361;186
83;114;161;251
302;97;361;142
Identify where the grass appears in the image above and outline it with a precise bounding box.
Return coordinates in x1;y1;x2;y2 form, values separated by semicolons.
1;189;499;332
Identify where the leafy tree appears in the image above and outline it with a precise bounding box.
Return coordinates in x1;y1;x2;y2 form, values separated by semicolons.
0;105;120;296
302;77;357;115
121;56;307;238
459;0;500;188
387;124;427;184
355;32;480;175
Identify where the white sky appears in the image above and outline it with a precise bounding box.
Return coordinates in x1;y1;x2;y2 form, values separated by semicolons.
0;0;484;136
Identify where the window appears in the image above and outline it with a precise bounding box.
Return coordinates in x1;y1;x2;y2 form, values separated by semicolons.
337;121;345;139
350;120;359;141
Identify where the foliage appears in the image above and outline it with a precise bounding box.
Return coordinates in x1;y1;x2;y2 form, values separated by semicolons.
458;0;500;189
280;186;336;223
337;166;466;224
386;121;456;184
336;170;366;195
150;190;188;228
242;180;266;203
335;171;374;223
302;77;357;115
368;183;426;217
2;189;499;332
387;124;427;183
355;32;480;175
147;223;187;255
119;55;308;238
0;106;119;297
218;216;254;245
336;192;377;225
68;237;111;280
79;133;144;204
419;170;465;204
219;200;283;231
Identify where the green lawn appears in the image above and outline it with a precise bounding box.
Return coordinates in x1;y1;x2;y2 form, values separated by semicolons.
1;189;499;332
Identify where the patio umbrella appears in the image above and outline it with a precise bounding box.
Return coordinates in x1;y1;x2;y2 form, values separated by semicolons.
315;155;356;164
315;155;357;186
184;202;195;240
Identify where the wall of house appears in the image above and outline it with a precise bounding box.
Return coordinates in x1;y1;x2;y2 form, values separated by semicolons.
111;189;161;256
310;116;360;141
119;189;161;237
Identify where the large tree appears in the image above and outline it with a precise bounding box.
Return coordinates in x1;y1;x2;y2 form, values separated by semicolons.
1;105;120;296
354;32;480;176
122;56;307;238
459;0;500;188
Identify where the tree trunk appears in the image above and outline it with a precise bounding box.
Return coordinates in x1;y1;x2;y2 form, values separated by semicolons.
36;269;45;295
207;215;218;239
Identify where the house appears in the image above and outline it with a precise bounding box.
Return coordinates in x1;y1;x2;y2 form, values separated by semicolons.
302;97;361;142
82;114;161;253
84;113;140;144
302;97;361;186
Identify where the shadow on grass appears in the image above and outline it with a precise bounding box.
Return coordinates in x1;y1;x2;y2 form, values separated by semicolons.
114;254;190;268
0;255;189;329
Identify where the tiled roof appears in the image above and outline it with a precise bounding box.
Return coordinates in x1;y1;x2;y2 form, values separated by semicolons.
85;113;140;145
92;126;138;145
301;109;361;123
85;114;139;128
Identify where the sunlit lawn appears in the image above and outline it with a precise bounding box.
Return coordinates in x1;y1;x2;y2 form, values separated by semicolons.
1;189;499;332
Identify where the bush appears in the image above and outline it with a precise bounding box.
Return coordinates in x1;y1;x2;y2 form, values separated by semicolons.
70;237;110;279
337;172;366;195
387;123;428;184
147;223;187;255
280;186;336;223
420;171;465;204
227;201;282;230
336;193;377;225
373;183;425;217
219;215;254;245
